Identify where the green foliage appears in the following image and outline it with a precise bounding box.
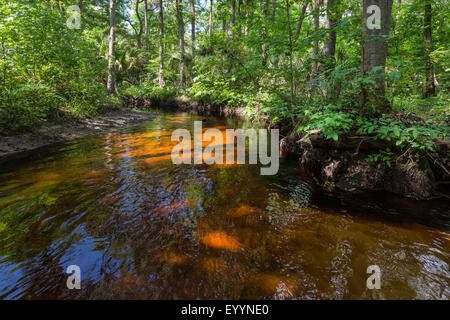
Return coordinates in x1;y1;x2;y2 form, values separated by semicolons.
298;105;355;141
0;0;123;133
367;148;394;167
0;83;62;132
121;81;177;102
357;115;448;152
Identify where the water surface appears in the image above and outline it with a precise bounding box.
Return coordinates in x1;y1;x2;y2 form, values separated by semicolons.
0;112;449;299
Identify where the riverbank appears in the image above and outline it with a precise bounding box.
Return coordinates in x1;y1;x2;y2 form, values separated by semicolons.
0;107;158;163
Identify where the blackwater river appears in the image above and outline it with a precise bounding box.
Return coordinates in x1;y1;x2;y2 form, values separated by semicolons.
0;112;449;299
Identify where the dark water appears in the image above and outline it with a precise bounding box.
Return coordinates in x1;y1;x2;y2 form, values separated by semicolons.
0;112;449;299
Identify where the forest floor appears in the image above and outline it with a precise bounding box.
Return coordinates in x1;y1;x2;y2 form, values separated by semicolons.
0;107;158;162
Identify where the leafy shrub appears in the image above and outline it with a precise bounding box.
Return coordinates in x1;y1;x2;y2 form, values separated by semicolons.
356;115;449;152
0;83;62;133
121;82;177;103
297;104;356;141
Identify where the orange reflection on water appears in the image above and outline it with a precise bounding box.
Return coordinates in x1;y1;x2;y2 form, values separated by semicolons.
229;204;259;217
202;231;241;251
249;274;296;299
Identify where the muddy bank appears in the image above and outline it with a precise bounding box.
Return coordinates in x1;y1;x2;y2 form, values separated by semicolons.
0;108;158;163
281;130;450;200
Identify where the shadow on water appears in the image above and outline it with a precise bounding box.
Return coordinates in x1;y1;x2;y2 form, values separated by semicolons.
0;112;448;300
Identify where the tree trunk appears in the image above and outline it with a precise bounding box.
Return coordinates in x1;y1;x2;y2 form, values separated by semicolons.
285;0;295;125
322;0;337;60
322;0;338;99
107;0;116;94
262;0;268;66
228;0;235;37
361;0;393;113
424;1;435;98
135;0;143;48
294;0;308;40
238;0;242;37
190;0;195;63
312;0;320;75
244;0;252;36
209;0;213;38
158;0;165;87
176;0;185;86
144;0;149;50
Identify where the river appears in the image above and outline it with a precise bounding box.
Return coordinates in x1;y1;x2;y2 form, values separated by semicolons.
0;112;448;299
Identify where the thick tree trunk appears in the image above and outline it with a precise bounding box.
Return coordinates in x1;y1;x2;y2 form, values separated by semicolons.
361;0;393;113
107;0;116;94
176;0;185;86
158;0;165;87
144;0;149;50
424;1;435;98
322;0;337;60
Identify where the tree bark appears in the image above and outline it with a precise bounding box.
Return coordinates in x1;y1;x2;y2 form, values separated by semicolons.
361;0;393;113
176;0;185;86
238;0;242;37
209;0;213;38
294;0;308;40
244;0;252;36
228;0;235;37
144;0;149;50
262;0;268;66
322;0;337;59
107;0;116;94
285;0;295;125
322;0;338;99
424;1;435;97
190;0;195;62
135;0;143;48
312;0;320;75
158;0;165;87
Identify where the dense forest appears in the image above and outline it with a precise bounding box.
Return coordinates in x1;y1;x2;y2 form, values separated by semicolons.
0;0;449;195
